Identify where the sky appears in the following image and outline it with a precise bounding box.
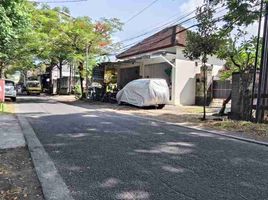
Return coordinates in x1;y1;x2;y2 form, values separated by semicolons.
41;0;259;54
41;0;204;45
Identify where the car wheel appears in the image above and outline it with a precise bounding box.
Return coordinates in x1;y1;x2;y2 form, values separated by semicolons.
157;104;165;109
11;97;16;102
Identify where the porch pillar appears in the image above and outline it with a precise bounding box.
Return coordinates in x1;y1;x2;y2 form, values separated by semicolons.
171;59;180;105
117;68;121;87
140;62;145;78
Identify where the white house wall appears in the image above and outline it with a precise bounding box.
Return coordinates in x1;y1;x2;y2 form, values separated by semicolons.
51;64;72;80
173;59;196;105
114;46;224;106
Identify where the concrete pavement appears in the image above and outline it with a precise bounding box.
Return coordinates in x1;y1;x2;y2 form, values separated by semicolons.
0;114;25;149
15;96;268;200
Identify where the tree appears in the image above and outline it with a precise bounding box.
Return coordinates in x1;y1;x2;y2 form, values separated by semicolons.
217;31;261;120
209;0;261;29
65;17;122;98
30;5;75;93
184;4;222;120
0;0;30;78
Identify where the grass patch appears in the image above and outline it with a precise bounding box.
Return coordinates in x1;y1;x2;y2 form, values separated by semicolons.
206;120;268;137
0;103;15;114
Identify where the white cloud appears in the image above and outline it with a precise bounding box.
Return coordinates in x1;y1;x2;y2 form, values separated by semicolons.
179;0;204;13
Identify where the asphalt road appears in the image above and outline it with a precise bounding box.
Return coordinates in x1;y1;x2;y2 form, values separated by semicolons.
16;96;268;200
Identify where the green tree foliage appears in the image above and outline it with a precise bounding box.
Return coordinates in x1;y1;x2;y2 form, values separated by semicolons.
0;1;122;97
218;32;261;120
208;0;261;30
64;16;122;97
0;0;30;78
184;4;222;120
218;32;260;79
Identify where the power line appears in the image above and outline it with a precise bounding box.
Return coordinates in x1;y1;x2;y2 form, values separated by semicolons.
115;6;226;52
118;9;196;44
119;6;225;46
125;0;160;24
115;13;226;54
116;0;264;53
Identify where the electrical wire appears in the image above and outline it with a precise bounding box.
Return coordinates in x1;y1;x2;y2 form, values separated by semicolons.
118;9;196;44
115;7;227;53
125;0;161;24
115;5;226;48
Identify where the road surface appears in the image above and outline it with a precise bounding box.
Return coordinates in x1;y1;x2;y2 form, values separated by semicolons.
15;96;268;200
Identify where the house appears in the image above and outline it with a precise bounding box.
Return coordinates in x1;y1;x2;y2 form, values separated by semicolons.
103;25;225;106
46;64;79;95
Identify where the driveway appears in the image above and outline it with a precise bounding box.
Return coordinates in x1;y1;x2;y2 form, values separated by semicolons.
15;95;268;200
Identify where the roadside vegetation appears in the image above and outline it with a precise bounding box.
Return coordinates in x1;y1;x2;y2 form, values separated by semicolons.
0;0;122;97
206;120;268;137
0;103;14;114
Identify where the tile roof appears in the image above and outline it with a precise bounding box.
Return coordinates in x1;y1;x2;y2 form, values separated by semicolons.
116;25;187;59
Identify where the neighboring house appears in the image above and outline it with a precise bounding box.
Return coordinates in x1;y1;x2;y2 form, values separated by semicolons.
104;25;225;106
49;64;78;94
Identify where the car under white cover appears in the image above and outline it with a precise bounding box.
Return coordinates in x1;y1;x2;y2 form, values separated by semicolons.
116;79;169;108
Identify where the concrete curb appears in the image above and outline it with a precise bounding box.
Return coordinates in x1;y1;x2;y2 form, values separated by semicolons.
17;114;74;200
118;113;268;147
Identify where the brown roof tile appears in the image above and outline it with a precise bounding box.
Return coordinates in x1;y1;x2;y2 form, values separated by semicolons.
116;25;187;59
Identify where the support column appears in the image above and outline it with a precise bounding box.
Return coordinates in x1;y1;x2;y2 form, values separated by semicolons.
171;61;179;105
140;62;145;78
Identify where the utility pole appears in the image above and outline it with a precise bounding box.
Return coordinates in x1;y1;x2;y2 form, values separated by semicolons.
251;0;263;121
256;3;268;123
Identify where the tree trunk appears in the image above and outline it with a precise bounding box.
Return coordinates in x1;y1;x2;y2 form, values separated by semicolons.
0;67;3;79
219;92;232;116
78;62;86;99
58;61;63;95
48;63;55;95
202;63;207;120
0;62;4;79
69;64;72;94
240;73;253;121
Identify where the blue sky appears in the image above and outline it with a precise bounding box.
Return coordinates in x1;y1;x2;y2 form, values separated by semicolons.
44;0;258;55
45;0;203;46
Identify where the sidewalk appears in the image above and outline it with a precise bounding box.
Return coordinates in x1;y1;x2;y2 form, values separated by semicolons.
0;115;25;149
0;112;44;199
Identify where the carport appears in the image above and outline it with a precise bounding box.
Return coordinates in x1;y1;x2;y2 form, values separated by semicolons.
104;52;176;102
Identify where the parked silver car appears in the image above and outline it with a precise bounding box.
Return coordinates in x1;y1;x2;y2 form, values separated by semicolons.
116;79;169;109
5;80;16;101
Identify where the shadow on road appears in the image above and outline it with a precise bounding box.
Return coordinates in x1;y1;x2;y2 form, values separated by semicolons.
23;110;268;200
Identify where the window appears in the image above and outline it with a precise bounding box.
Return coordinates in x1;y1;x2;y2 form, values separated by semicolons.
27;82;40;87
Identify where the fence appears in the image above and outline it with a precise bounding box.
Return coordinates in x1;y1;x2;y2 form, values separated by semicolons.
212;80;232;99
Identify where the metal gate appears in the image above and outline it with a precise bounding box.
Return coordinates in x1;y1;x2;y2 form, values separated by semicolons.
212;80;232;99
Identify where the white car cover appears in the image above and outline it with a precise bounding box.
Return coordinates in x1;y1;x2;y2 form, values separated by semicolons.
116;79;169;107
